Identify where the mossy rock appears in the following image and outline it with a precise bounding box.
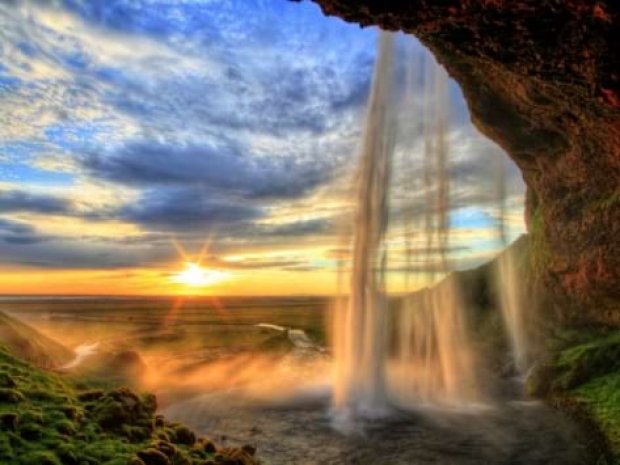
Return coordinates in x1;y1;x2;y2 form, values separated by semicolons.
0;411;19;430
0;372;17;388
137;448;171;465
54;418;77;435
62;405;83;421
121;424;153;442
18;422;44;440
56;443;80;465
90;387;156;433
77;389;104;402
195;437;218;454
20;409;44;424
0;387;26;403
173;424;196;446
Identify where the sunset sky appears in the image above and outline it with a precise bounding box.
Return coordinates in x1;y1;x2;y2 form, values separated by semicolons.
0;0;525;296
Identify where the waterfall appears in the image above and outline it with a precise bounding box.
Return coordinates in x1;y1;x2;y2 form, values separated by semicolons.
393;277;479;406
494;159;531;374
496;246;530;373
392;46;479;407
332;31;395;421
332;32;481;425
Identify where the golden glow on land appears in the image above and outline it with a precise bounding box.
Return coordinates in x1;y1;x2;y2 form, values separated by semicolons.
172;262;230;288
0;267;338;296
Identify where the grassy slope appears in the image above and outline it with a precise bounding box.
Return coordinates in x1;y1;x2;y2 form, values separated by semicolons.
0;343;258;465
0;311;73;369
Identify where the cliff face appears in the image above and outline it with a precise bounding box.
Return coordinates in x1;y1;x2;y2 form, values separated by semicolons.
309;0;620;325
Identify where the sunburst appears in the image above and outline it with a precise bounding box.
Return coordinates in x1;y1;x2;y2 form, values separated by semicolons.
173;262;229;287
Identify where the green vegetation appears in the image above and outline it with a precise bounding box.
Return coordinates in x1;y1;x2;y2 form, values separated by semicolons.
531;328;620;464
575;373;620;458
0;343;259;465
552;331;620;391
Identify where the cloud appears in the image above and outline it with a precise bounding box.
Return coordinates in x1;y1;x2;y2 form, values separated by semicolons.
0;218;35;236
80;139;338;200
119;187;263;233
254;218;332;237
117;188;337;240
0;218;54;245
204;255;312;271
0;189;73;214
0;216;169;268
0;240;147;268
0;0;526;282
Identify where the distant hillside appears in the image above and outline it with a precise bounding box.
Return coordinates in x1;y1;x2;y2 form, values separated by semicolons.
0;311;73;369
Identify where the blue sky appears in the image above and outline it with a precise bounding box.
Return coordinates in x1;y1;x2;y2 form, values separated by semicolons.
0;0;525;295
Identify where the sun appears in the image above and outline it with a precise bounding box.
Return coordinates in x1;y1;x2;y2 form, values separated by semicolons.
172;262;229;288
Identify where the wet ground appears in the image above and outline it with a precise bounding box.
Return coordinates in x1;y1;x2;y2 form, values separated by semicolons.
163;388;590;465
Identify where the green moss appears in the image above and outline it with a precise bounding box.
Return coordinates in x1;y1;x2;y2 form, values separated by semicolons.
18;450;62;465
575;373;620;457
544;329;620;463
0;343;259;465
0;433;13;459
0;387;26;403
553;331;620;391
56;443;79;465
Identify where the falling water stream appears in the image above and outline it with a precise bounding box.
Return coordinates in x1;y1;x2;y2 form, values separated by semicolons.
332;31;395;422
496;249;530;374
333;31;480;421
494;158;532;375
392;39;479;407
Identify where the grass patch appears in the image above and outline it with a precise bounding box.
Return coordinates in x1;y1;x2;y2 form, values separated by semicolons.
574;373;620;458
553;331;620;391
537;328;620;464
